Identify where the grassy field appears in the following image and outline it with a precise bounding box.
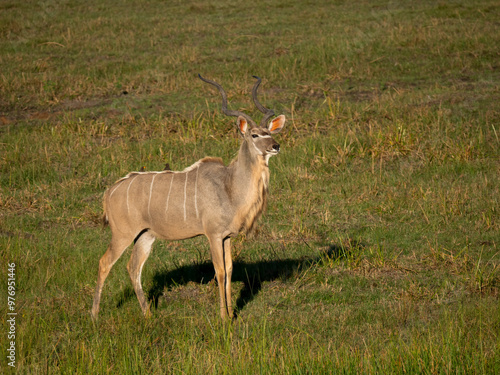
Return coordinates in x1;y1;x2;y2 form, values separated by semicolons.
1;0;499;373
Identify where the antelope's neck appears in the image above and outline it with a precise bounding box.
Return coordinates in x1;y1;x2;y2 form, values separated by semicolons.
228;141;270;233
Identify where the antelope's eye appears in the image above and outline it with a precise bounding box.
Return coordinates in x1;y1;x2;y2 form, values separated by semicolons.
252;134;259;138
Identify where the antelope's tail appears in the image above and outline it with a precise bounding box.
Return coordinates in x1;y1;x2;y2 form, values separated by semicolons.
102;193;109;227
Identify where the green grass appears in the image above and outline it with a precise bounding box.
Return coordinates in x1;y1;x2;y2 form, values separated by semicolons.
1;0;499;373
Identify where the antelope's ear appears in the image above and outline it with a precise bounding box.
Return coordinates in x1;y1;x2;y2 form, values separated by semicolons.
237;116;248;135
268;114;285;134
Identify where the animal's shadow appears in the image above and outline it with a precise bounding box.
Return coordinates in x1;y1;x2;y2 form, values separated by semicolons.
116;242;360;315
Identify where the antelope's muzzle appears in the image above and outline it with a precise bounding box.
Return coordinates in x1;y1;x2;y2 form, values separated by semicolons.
268;143;280;154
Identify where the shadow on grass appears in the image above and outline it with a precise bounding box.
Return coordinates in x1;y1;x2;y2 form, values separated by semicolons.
148;257;307;317
115;241;363;315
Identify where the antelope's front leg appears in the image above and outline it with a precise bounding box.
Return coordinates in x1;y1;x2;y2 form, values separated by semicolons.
209;235;233;320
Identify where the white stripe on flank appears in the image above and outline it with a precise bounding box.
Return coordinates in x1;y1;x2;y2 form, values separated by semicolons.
183;172;188;221
109;180;125;199
182;159;203;173
165;174;174;216
126;175;138;214
148;173;157;222
194;165;200;218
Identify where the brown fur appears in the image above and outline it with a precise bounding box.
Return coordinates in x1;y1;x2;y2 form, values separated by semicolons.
199;156;224;165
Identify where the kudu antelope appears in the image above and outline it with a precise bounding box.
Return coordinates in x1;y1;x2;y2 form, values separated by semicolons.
91;75;285;320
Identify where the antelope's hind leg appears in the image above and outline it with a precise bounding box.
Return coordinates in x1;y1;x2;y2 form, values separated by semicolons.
92;235;134;320
127;231;156;317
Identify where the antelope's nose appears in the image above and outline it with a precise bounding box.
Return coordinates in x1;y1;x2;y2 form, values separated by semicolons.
272;143;280;152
